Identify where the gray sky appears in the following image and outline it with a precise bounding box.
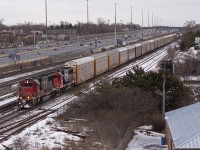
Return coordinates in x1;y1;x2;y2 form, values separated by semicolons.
0;0;199;26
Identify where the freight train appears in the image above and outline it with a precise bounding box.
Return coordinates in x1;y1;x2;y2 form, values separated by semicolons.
18;34;176;108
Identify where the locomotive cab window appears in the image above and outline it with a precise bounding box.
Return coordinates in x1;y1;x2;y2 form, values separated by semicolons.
21;83;33;87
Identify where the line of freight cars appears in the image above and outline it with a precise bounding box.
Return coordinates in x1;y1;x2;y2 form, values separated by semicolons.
18;34;176;108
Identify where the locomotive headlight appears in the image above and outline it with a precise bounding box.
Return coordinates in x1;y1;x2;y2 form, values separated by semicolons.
27;96;30;99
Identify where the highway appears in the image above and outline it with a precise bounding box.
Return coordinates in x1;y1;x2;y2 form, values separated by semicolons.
0;29;169;66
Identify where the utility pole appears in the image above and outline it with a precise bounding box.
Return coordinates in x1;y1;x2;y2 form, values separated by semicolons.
162;61;166;117
45;0;48;49
87;0;89;41
142;9;143;27
34;32;36;45
131;6;133;30
152;12;153;27
148;11;149;27
115;3;117;47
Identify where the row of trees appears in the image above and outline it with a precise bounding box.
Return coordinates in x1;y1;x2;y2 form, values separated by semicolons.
0;17;140;35
49;17;140;35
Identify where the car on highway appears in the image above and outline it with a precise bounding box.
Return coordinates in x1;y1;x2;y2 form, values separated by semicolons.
0;49;6;54
80;43;84;46
15;48;21;53
34;45;40;50
8;52;16;58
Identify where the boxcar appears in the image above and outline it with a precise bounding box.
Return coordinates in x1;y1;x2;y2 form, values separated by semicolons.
93;53;109;76
149;40;155;51
140;41;149;55
146;41;151;52
126;44;136;60
65;57;94;84
135;43;142;57
107;49;120;69
160;37;165;47
141;41;147;55
118;47;128;65
156;37;162;48
154;38;159;49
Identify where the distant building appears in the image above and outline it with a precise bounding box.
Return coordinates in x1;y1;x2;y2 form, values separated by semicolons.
0;30;13;48
165;103;200;150
46;29;77;40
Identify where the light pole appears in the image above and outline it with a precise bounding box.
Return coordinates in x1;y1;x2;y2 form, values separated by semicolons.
86;0;89;41
131;6;133;30
148;11;150;27
114;3;117;47
141;9;143;27
76;21;80;43
45;0;48;49
34;32;36;45
162;61;166;117
152;12;153;27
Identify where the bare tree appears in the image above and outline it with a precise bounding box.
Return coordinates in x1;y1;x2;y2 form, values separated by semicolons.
184;20;196;31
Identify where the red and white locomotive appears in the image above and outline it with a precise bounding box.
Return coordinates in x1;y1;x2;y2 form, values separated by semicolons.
18;67;74;108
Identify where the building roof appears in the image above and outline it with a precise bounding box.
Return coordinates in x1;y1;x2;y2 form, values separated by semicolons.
165;102;200;149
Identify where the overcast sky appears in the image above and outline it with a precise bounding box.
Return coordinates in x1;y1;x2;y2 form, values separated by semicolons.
0;0;199;26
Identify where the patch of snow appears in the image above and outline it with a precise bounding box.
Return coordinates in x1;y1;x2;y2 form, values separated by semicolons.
0;116;81;150
126;126;168;150
180;76;200;81
0;96;17;106
188;47;200;56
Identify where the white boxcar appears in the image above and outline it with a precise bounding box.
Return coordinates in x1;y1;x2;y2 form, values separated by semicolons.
149;40;155;51
146;41;151;52
135;43;142;57
154;38;159;49
93;53;109;76
118;47;128;65
160;37;165;47
156;37;162;48
126;44;136;60
65;57;94;84
140;41;148;55
107;49;120;69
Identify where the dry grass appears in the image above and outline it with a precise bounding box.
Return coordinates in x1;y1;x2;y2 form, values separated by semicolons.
58;81;160;149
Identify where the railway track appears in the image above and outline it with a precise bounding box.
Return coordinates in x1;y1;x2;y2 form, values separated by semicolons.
0;100;17;116
0;43;174;144
109;44;171;78
0;84;87;143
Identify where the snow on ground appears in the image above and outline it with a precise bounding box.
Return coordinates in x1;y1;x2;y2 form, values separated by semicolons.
126;126;168;150
0;113;82;150
0;96;17;106
180;76;200;81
